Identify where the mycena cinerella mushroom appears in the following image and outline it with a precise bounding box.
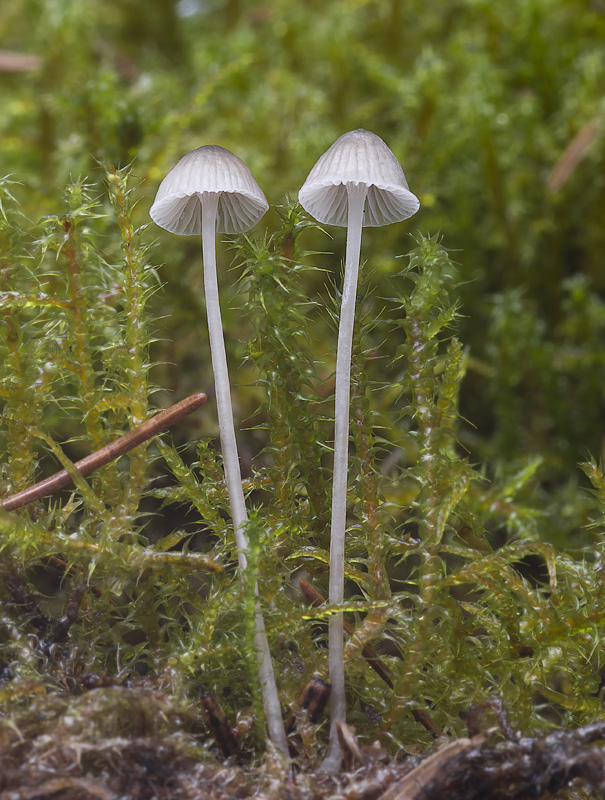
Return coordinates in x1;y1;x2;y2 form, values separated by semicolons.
150;145;288;755
299;129;420;771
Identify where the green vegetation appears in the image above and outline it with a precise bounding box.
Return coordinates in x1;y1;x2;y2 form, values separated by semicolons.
0;1;604;796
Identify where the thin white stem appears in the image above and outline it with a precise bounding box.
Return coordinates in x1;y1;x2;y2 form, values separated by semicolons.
201;192;288;756
202;194;249;565
321;182;367;773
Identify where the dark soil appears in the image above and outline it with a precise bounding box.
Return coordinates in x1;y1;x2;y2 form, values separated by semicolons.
0;683;603;800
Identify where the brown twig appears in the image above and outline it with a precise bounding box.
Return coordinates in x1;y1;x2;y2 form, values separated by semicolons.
379;737;482;800
547;114;603;193
299;578;442;738
1;392;206;511
298;578;394;689
0;50;42;72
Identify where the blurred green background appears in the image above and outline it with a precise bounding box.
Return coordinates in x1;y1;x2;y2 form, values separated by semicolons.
2;0;605;546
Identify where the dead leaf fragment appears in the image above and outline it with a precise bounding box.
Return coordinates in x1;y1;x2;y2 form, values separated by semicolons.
378;736;483;800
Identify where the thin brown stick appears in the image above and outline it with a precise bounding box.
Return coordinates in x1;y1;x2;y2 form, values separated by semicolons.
299;578;394;689
1;392;207;511
0;50;42;72
299;578;443;739
547;114;603;193
378;737;482;800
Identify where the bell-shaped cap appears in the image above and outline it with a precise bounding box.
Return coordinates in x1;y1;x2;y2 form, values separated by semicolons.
150;145;269;235
298;129;420;227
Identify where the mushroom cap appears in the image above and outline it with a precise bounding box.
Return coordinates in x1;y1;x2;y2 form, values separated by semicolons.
298;129;420;227
150;145;269;235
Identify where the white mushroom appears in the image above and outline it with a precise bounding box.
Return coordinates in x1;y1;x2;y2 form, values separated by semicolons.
150;145;288;755
299;129;420;772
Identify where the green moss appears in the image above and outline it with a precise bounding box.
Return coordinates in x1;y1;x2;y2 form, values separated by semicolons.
1;178;603;769
0;2;604;795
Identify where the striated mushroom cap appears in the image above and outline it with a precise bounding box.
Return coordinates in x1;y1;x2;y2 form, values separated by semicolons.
150;145;269;235
298;129;419;227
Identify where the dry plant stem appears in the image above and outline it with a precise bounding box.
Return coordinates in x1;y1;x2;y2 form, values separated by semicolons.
323;182;367;773
299;579;393;688
200;193;289;757
379;737;482;800
1;393;207;511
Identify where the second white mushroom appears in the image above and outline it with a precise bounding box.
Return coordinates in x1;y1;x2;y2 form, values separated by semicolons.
299;129;420;771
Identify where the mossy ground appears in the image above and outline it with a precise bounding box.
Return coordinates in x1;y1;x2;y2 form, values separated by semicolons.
1;1;605;797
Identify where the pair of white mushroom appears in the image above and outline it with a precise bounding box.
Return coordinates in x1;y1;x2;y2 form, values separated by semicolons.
150;130;420;765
